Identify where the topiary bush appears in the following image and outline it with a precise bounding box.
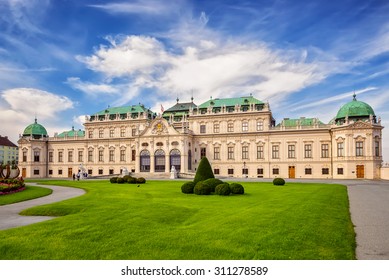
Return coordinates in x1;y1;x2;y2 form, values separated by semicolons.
117;177;125;184
215;183;231;196
127;177;137;184
181;182;195;194
194;157;214;184
137;177;146;184
230;183;244;194
194;181;212;195
203;178;224;192
110;177;118;183
122;175;132;181
273;178;285;186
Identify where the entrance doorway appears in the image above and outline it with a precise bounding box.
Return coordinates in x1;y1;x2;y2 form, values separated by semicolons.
68;168;73;178
170;149;181;172
140;150;151;172
22;168;26;178
288;166;295;178
154;149;165;172
356;165;365;178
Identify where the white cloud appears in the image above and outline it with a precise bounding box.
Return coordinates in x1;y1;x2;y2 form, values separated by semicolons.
66;77;120;95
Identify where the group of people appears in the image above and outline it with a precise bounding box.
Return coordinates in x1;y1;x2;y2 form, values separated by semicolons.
72;170;88;181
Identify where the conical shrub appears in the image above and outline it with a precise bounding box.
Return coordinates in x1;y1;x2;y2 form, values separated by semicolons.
194;156;215;184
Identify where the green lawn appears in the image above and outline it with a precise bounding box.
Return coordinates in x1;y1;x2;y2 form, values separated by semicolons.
0;185;52;206
0;180;355;260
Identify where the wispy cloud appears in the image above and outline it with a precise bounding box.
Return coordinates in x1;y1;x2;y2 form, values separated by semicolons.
66;77;121;95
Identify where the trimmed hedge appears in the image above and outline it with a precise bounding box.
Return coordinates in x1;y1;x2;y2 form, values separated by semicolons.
203;178;224;192
273;178;286;186
110;177;118;183
137;177;146;184
194;157;214;184
215;183;231;196
181;182;195;194
230;183;244;194
117;178;125;184
127;177;137;184
194;181;212;195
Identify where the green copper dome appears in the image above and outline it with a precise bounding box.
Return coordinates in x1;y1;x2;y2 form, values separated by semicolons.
23;118;48;138
335;94;375;121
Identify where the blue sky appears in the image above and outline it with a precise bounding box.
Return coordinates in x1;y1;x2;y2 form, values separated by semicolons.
1;0;389;160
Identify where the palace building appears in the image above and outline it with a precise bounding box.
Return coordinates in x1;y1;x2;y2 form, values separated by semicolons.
18;94;384;179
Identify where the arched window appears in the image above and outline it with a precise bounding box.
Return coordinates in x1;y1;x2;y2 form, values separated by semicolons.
188;150;192;171
140;150;150;172
154;149;165;172
170;149;181;172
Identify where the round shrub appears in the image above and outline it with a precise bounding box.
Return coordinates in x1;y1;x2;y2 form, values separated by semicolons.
273;178;285;186
117;177;125;184
125;177;136;184
230;183;244;194
110;177;118;183
137;177;146;184
194;157;215;184
194;181;212;195
181;182;195;194
215;183;231;196
203;178;224;192
122;175;132;181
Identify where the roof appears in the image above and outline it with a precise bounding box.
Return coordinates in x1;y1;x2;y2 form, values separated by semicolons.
92;104;152;116
0;136;17;148
198;96;264;109
164;102;197;113
277;117;324;127
57;128;85;138
23;119;48;137
335;95;375;120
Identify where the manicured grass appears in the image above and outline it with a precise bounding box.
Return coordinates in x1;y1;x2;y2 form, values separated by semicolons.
0;180;355;260
0;185;52;206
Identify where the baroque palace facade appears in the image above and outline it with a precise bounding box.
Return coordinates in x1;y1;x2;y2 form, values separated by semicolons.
18;94;383;179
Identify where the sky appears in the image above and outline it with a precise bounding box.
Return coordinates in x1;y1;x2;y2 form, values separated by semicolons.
1;0;389;161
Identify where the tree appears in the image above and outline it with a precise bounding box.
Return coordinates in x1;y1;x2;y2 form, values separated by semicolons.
194;157;214;184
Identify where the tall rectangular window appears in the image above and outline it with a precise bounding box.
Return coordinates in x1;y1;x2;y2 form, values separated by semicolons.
337;142;344;157
288;145;295;158
213;123;220;133
109;129;114;138
99;130;104;138
242;121;248;132
257;120;263;131
257;146;264;159
68;151;73;162
375;141;380;156
227;123;234;132
58;151;63;162
214;147;220;160
120;128;125;137
88;150;93;162
228;147;234;159
23;151;27;162
132;129;136;136
200;147;206;159
321;144;329;158
272;145;279;159
356;141;364;156
78;151;83;162
88;130;93;138
304;144;312;158
48;151;53;162
132;150;136;161
200;125;206;133
120;150;125;161
34;151;40;162
98;150;104;162
242;146;249;159
109;150;114;162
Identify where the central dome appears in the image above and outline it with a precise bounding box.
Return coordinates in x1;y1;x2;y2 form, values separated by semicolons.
335;94;375;122
23;118;48;139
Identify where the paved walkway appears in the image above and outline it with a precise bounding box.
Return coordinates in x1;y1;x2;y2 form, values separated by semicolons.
0;179;388;259
0;183;85;230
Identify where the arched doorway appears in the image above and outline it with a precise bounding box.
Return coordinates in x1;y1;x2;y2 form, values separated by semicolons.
154;149;165;172
140;150;150;172
170;149;181;172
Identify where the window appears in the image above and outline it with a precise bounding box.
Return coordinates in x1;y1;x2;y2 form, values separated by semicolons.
228;147;234;159
242;121;248;132
109;150;114;162
23;151;27;162
120;150;125;161
200;125;206;133
272;168;279;175
88;130;93;138
78;151;83;162
375;141;380;156
58;151;63;162
272;145;279;159
337;168;343;175
304;144;312;158
321;144;329;158
33;169;39;175
356;141;364;156
49;169;53;175
214;169;220;175
242;168;248;175
257;146;264;159
34;151;40;162
110;129;114;138
213;123;220;133
99;130;104;138
288;145;295;158
228;168;234;175
120;128;125;137
99;150;104;162
109;169;114;175
48;151;53;162
132;129;136;136
257;120;263;131
132;150;136;161
322;168;329;175
88;150;93;162
227;122;234;132
257;168;264;175
98;169;103;175
337;142;344;157
58;169;63;175
305;168;312;175
242;146;249;159
200;147;206;159
68;151;73;162
88;169;92;175
214;147;220;160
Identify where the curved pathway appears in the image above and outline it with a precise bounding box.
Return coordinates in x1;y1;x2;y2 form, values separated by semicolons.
0;183;85;230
